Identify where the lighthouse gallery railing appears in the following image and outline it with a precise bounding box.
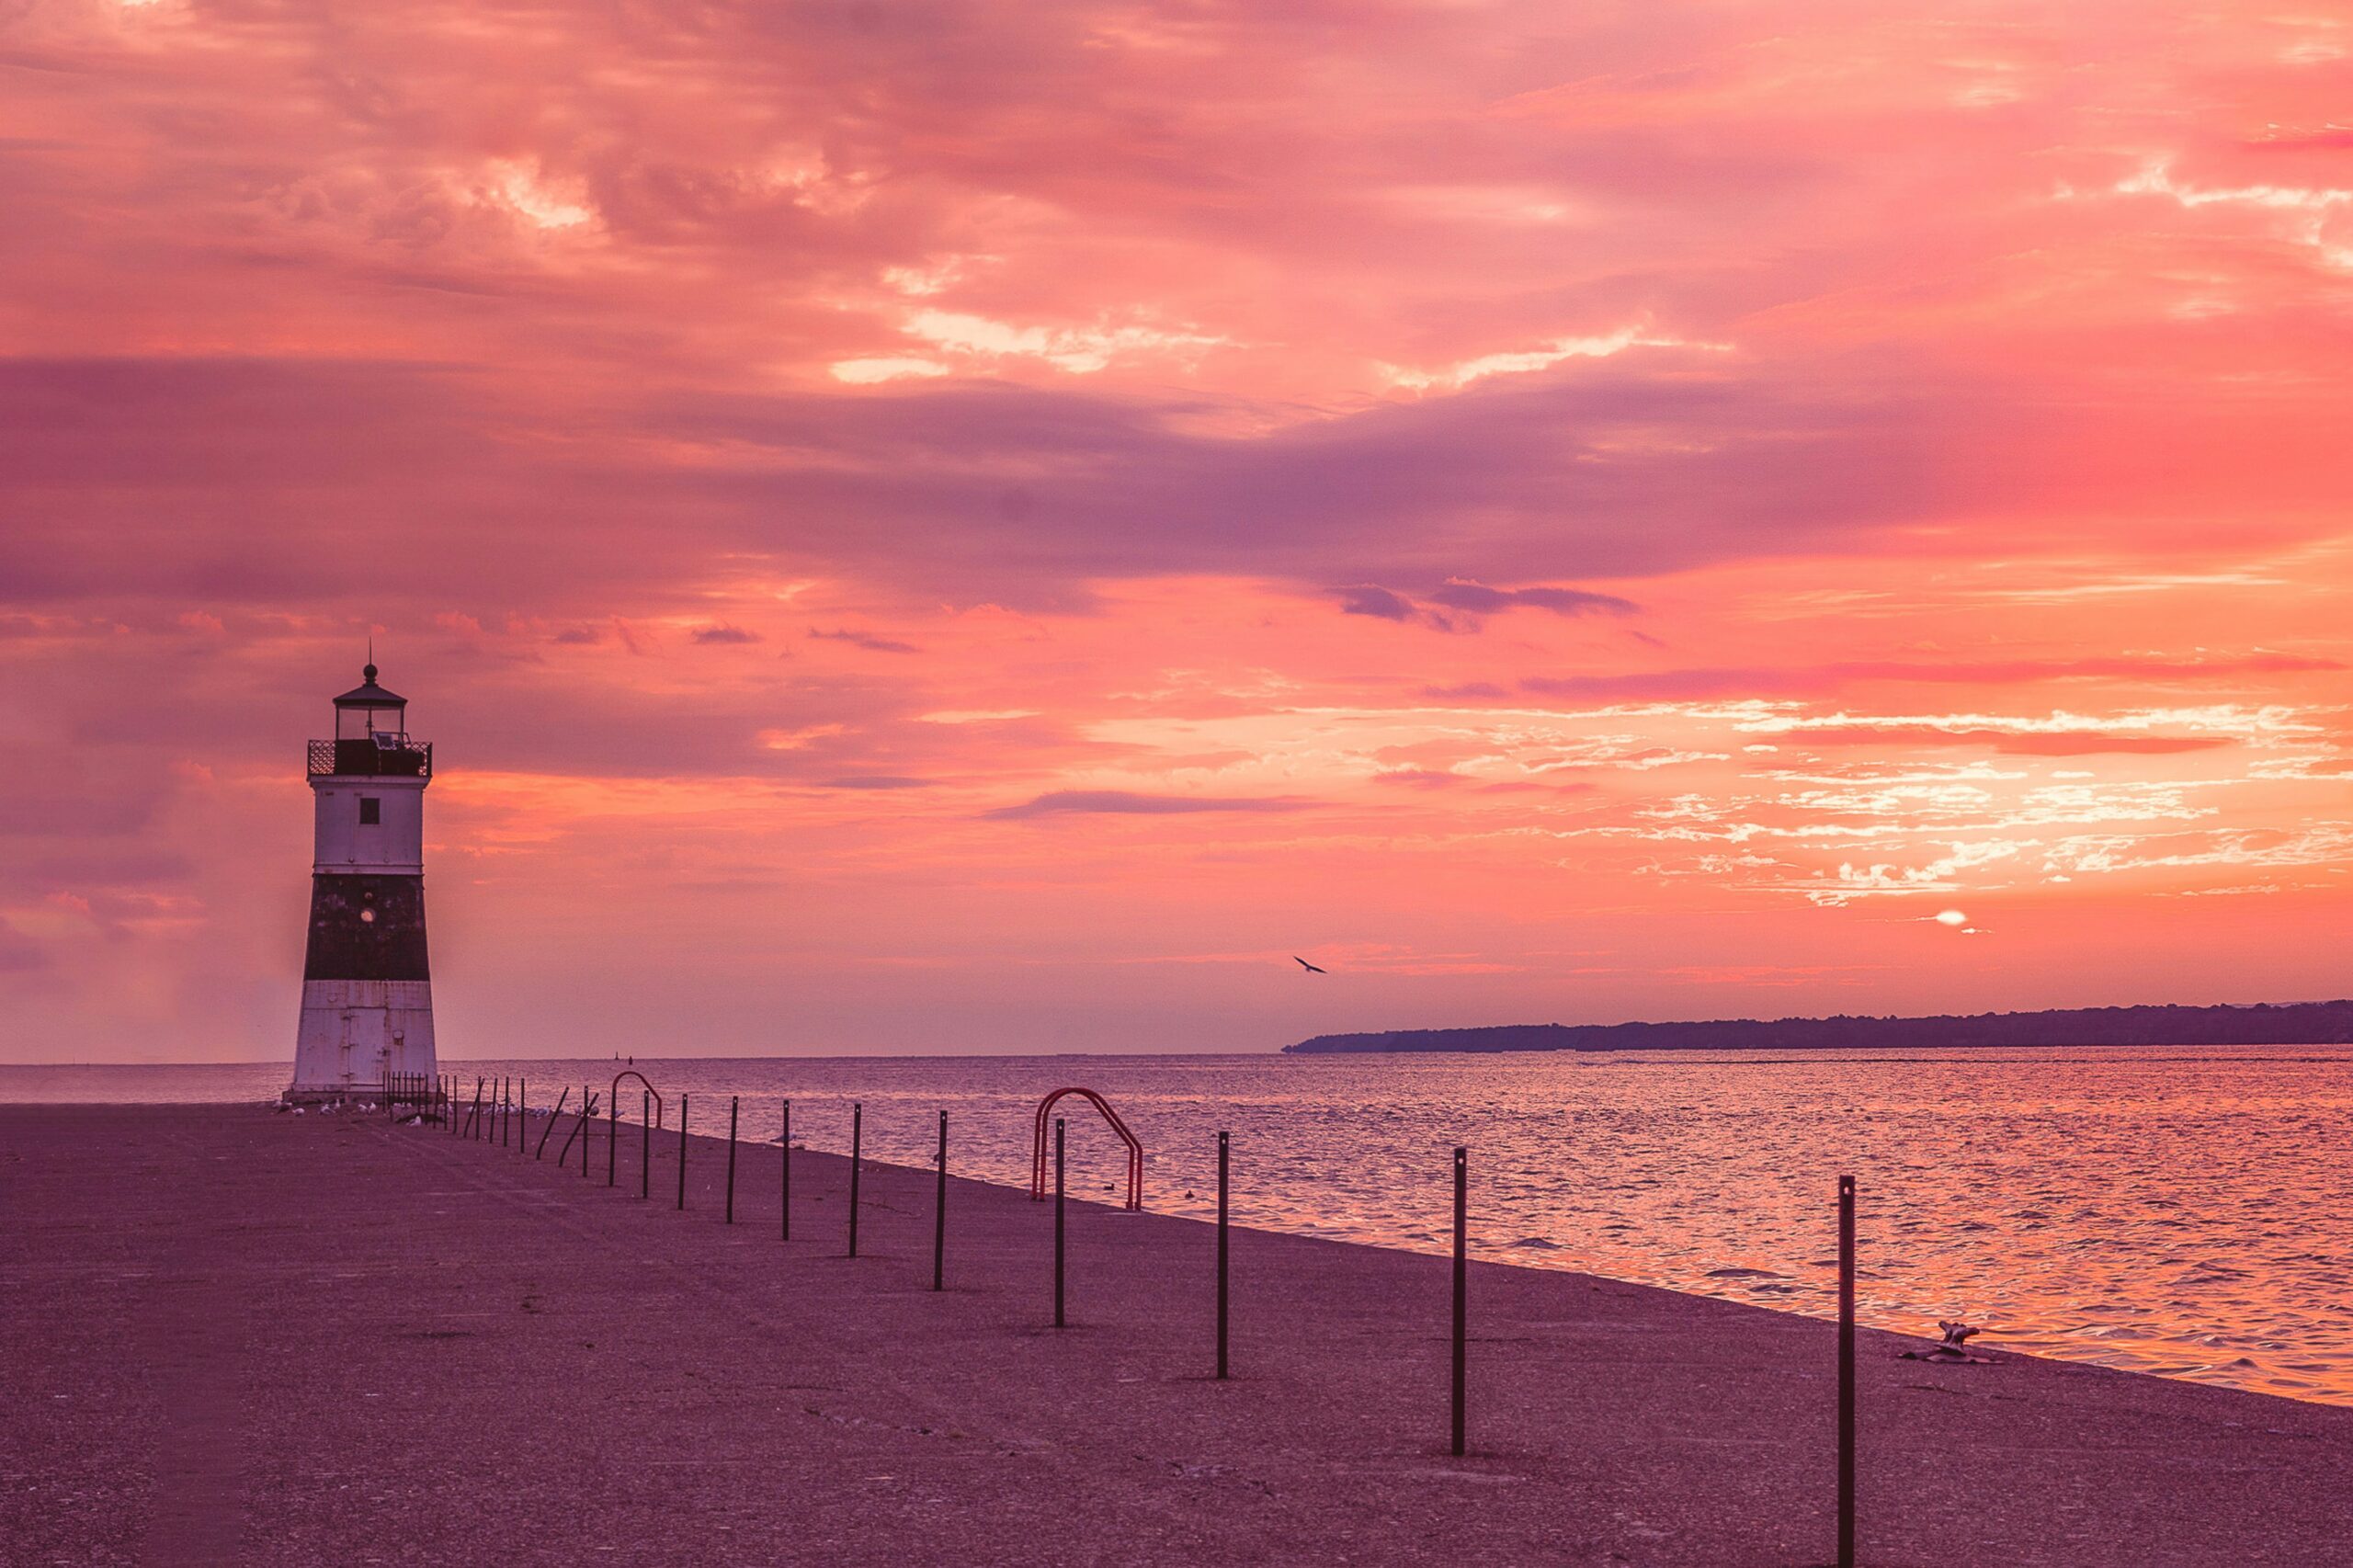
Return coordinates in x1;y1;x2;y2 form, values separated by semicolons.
308;737;433;778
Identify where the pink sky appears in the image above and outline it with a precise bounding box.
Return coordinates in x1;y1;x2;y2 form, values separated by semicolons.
3;0;2349;1061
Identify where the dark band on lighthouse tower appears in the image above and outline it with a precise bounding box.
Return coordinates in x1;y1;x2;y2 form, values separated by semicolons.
288;664;437;1103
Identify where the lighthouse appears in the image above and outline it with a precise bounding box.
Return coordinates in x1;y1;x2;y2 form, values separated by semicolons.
288;664;438;1103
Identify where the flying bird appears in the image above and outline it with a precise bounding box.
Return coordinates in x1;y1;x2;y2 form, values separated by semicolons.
1294;956;1326;973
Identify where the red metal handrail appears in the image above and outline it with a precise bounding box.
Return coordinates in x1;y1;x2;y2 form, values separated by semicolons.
1029;1087;1142;1211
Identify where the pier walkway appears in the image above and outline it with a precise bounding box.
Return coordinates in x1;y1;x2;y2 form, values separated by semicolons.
6;1103;2350;1565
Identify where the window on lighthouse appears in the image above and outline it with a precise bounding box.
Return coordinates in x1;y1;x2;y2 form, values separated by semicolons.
359;797;381;824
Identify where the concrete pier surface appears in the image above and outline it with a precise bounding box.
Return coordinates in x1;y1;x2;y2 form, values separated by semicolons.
6;1105;2350;1566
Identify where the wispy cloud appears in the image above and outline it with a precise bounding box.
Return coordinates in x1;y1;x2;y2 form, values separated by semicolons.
1339;580;1637;630
810;628;922;653
985;790;1310;822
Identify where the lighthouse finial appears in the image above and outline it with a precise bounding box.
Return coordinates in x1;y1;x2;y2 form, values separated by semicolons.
364;636;376;684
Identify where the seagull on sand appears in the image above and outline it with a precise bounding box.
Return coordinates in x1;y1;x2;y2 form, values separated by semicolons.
1901;1321;1990;1362
1293;956;1326;973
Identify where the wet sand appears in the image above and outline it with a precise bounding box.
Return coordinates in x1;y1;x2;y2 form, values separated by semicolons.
5;1102;2349;1566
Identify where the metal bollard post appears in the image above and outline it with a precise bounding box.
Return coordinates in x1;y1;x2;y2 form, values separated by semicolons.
1053;1117;1067;1328
553;1098;592;1169
582;1091;596;1176
933;1111;948;1291
1452;1145;1468;1458
676;1094;688;1210
1217;1130;1231;1380
641;1091;651;1199
517;1079;527;1151
608;1092;619;1187
726;1096;739;1225
779;1099;791;1241
1839;1173;1857;1568
535;1087;567;1159
847;1103;863;1257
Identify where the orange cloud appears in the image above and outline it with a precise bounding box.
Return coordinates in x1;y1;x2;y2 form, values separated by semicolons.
2;1;2349;1057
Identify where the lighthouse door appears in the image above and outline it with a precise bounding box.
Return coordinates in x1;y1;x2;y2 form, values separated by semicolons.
345;1009;388;1095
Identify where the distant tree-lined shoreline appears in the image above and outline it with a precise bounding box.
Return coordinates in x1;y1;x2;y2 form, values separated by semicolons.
1282;1000;2353;1054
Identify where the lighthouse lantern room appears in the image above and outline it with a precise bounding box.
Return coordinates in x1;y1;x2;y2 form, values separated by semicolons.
288;663;438;1103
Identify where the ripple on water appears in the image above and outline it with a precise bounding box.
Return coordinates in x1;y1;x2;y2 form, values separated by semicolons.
20;1044;2353;1406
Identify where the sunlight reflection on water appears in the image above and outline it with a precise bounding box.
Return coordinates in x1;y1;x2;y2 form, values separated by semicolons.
17;1044;2352;1404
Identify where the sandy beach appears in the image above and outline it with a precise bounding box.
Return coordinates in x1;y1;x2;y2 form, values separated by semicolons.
6;1102;2350;1566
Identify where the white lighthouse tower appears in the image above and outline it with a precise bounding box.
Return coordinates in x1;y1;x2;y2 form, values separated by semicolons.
288;664;438;1103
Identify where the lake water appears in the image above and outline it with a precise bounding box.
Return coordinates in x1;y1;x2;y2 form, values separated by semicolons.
10;1046;2352;1405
